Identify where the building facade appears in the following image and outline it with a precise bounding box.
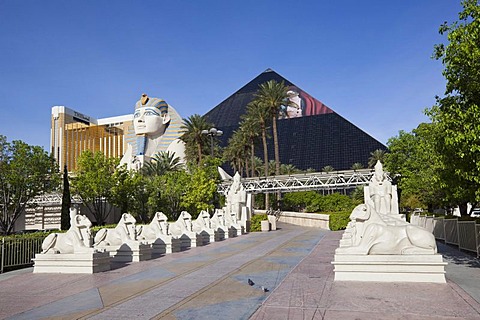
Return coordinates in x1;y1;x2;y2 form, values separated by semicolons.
51;106;134;171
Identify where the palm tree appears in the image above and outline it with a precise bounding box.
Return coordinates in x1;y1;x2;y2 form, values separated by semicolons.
244;100;271;179
223;129;249;176
238;117;260;178
280;164;300;175
142;151;184;177
180;114;212;165
368;149;386;168
351;162;364;171
255;80;290;177
243;99;271;209
322;165;334;173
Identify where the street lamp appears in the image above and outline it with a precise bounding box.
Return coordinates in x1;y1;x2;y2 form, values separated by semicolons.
201;127;223;157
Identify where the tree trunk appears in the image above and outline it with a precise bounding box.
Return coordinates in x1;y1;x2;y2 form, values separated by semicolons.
250;143;255;177
197;141;202;164
272;115;281;204
459;202;468;216
272;116;280;176
261;126;269;209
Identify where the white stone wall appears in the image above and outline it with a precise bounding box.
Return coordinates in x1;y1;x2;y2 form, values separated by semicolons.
255;210;330;230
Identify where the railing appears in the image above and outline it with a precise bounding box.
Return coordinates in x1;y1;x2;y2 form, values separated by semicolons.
411;214;480;258
0;236;46;273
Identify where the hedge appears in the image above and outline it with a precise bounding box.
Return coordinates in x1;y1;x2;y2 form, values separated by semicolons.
250;214;268;232
325;211;351;231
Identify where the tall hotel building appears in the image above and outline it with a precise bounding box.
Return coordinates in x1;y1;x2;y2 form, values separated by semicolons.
50;106;134;171
50;102;184;171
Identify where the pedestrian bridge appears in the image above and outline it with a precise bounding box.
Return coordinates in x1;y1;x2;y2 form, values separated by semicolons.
218;169;391;195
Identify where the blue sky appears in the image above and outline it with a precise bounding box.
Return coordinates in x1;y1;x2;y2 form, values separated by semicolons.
0;0;461;150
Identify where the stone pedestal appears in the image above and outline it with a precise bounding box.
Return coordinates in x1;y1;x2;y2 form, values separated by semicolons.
261;220;270;232
33;251;111;274
332;254;447;283
197;230;215;245
100;242;152;263
214;228;226;241
267;215;277;231
179;232;203;250
228;226;242;237
151;237;182;256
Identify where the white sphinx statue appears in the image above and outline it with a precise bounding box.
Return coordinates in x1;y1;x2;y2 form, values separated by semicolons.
119;93;186;170
169;211;202;249
136;212;181;254
33;207;111;274
333;161;446;283
224;172;250;231
94;213;137;247
192;210;218;244
223;208;243;236
336;203;436;255
94;213;151;262
41;207;93;254
210;209;228;239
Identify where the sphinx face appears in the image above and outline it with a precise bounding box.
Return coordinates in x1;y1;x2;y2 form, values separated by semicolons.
134;107;167;135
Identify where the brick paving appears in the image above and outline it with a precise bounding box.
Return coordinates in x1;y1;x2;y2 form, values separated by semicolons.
0;223;479;320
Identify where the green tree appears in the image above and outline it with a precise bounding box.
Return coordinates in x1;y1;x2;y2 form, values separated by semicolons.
223;129;249;176
384;124;443;210
427;0;480;214
0;136;59;235
368;149;386;168
61;165;71;230
243;100;271;207
181;167;217;216
148;170;190;221
182;157;221;216
141;151;184;177
180;114;213;165
351;163;364;170
322;165;334;173
72;151;117;225
255;80;290;177
127;172;151;223
280;164;300;175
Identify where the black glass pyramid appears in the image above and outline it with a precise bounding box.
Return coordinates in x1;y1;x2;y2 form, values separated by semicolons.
204;69;386;172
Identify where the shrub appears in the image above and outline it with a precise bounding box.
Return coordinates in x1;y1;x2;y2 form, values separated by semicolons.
321;193;356;212
283;191;321;212
250;214;268;232
327;211;351;231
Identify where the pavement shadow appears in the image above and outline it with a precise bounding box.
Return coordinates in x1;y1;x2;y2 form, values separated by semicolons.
437;241;480;268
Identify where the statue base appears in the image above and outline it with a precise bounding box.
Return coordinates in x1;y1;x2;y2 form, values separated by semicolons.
151;237;182;255
99;242;152;263
214;228;226;241
332;254;447;283
227;225;242;237
179;232;203;250
33;251;111;274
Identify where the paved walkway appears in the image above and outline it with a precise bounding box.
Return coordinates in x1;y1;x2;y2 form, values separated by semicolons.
0;223;479;319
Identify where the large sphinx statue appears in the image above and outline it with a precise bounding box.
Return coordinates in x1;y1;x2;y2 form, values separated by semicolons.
333;161;446;283
336;161;436;255
120;93;186;170
136;212;181;254
41;207;93;254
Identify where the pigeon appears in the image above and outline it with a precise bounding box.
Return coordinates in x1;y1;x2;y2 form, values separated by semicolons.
248;279;255;286
261;286;269;292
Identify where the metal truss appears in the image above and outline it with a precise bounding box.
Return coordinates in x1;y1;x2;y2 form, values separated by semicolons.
218;169;391;195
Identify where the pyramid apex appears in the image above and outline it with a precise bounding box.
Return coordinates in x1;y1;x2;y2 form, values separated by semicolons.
263;68;274;73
